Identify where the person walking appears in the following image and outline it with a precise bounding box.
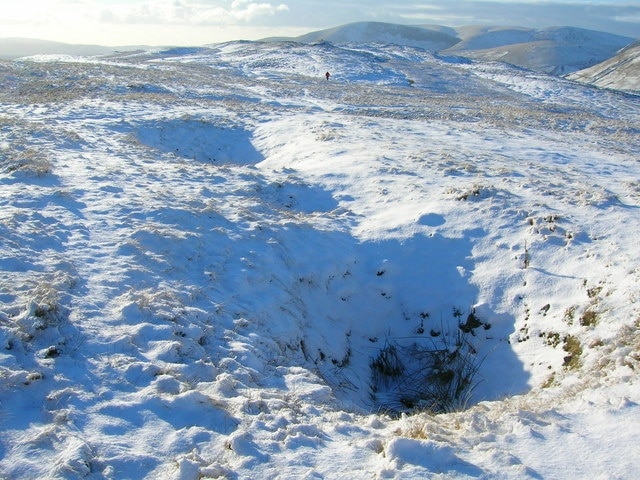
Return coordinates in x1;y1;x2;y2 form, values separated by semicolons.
325;71;330;80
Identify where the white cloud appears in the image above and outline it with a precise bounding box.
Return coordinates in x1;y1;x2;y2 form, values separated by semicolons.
97;0;289;26
2;0;65;23
378;1;640;38
614;12;640;23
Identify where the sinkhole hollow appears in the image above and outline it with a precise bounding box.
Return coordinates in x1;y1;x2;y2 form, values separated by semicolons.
273;232;530;415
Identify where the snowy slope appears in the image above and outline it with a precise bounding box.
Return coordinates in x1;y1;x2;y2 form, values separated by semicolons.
568;41;640;94
1;41;639;479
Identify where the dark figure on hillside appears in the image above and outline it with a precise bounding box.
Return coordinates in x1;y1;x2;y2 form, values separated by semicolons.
325;71;330;80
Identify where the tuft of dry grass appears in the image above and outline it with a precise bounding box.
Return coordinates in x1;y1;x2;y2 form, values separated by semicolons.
2;148;53;176
562;335;582;369
579;309;598;327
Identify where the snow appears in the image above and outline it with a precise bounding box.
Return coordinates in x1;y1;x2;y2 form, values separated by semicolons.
1;40;639;479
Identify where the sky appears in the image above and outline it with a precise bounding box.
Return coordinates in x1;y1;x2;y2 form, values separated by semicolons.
0;0;638;46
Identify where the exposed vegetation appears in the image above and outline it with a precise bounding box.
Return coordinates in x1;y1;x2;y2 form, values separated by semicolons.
370;309;486;414
563;335;583;369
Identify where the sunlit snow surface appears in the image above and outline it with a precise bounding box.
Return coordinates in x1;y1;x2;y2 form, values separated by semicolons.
1;42;639;479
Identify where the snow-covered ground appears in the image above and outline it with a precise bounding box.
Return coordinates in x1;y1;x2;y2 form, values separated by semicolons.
1;41;639;479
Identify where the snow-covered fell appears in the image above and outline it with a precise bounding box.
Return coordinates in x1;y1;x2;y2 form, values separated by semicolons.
281;21;459;52
272;22;634;75
445;25;635;75
568;40;640;94
1;40;639;479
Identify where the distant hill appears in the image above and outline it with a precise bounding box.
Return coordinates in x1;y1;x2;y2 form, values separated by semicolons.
0;38;142;60
444;25;634;75
567;41;640;94
268;22;634;76
283;21;460;52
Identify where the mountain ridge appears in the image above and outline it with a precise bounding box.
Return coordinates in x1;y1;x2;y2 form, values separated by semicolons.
268;22;633;75
285;21;460;52
0;37;149;60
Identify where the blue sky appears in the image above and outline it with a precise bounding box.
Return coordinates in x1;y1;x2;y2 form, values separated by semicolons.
1;0;638;45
